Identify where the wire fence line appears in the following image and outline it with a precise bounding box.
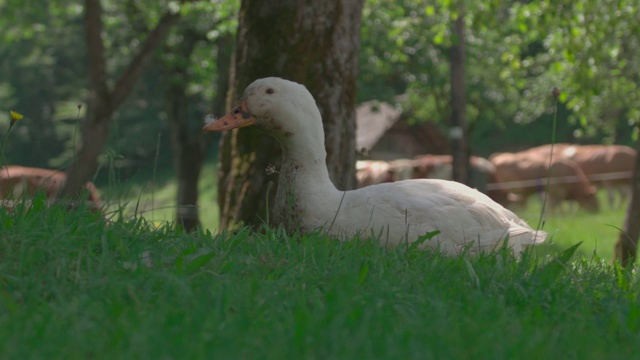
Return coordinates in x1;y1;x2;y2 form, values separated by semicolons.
486;171;633;191
0;199;102;210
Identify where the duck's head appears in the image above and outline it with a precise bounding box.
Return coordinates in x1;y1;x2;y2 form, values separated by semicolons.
203;77;323;143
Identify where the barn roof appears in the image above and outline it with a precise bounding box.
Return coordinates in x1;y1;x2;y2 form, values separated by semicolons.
355;100;402;150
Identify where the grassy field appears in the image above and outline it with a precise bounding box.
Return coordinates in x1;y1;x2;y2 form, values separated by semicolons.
0;182;639;358
519;193;627;262
100;162;220;231
101;163;627;262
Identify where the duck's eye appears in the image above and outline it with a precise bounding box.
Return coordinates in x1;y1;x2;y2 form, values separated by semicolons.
266;88;275;95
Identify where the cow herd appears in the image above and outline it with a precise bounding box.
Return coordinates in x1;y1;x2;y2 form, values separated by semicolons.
0;143;635;215
357;144;636;213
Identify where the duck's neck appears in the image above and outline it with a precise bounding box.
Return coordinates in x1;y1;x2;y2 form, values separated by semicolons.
272;136;339;232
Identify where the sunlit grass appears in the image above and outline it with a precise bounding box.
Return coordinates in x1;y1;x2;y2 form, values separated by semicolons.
0;202;638;358
515;191;626;262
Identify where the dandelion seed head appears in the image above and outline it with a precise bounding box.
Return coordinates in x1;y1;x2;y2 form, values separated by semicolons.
265;164;277;176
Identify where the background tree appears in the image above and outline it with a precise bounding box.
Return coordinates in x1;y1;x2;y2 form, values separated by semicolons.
615;127;640;266
59;0;186;199
356;0;629;155
217;0;364;229
2;0;638;245
0;1;87;167
504;0;639;263
449;2;468;183
162;1;237;231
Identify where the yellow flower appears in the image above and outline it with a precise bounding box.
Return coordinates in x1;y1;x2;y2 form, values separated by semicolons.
8;110;23;131
10;110;23;122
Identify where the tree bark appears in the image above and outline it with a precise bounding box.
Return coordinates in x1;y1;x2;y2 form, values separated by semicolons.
218;0;363;229
167;31;233;232
166;31;204;232
614;126;640;266
450;7;470;185
60;0;181;198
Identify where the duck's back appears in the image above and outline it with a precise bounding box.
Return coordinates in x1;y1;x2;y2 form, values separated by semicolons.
328;179;546;255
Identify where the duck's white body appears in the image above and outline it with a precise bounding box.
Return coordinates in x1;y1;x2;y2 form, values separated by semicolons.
204;77;546;255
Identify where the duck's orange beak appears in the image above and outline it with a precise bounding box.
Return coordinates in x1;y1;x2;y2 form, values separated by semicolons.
202;100;256;132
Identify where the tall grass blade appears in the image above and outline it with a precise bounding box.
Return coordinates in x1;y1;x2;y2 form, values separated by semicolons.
532;241;582;285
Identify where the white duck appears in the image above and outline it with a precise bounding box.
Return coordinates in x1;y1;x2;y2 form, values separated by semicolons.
203;77;546;255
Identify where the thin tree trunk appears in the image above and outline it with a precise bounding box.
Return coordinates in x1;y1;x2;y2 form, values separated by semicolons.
166;31;203;231
168;31;232;232
32;81;62;167
60;0;181;198
218;0;363;229
614;127;640;266
450;7;469;185
175;150;204;231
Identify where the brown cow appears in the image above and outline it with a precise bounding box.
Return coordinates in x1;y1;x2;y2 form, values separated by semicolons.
356;155;508;203
0;166;102;210
525;143;574;157
355;160;394;187
385;159;424;183
411;155;508;204
529;144;636;208
489;151;599;213
565;145;635;208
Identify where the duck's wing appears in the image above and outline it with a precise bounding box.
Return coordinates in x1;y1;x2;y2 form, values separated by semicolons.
348;179;547;254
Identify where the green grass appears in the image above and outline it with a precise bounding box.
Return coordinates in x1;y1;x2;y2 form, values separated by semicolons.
100;162;219;231
0;197;639;359
99;163;627;263
516;191;627;262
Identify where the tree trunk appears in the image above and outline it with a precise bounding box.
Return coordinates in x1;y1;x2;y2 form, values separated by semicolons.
168;31;233;232
450;7;469;185
60;0;181;198
31;83;63;168
166;31;203;232
217;0;363;229
175;150;204;231
614;126;640;266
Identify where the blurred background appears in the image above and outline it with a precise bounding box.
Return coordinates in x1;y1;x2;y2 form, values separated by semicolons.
0;0;637;258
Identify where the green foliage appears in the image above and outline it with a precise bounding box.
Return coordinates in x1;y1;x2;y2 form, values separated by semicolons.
0;1;86;166
359;0;449;104
359;0;639;152
0;0;636;168
162;0;238;100
0;0;238;172
1;205;639;358
0;0;636;173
